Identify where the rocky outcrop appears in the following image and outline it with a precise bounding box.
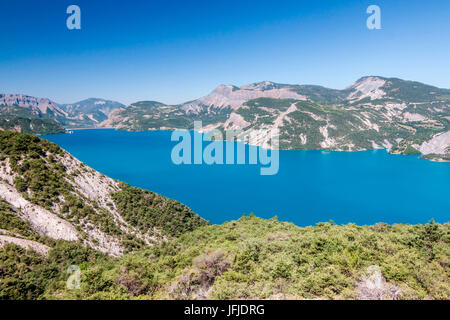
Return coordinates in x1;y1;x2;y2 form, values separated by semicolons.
0;181;79;241
419;130;450;155
347;77;387;101
356;265;402;300
0;94;125;129
58;153;159;251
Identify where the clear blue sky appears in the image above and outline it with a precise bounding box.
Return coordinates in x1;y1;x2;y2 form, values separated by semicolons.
1;0;449;104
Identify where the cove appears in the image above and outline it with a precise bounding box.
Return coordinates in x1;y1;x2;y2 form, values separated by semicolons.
43;129;450;226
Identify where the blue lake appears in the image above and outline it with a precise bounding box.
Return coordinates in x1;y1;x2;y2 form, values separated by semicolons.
43;129;450;226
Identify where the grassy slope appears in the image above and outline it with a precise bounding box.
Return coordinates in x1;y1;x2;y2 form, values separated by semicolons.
2;216;444;300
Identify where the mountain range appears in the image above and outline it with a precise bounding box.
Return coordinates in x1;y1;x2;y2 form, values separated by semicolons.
1;76;450;161
0;95;124;132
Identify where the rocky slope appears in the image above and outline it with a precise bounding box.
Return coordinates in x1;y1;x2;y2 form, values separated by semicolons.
0;131;207;256
2;215;448;300
101;77;450;161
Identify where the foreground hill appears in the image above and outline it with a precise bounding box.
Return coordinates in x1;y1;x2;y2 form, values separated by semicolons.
102;77;450;161
0;131;206;257
2;214;449;300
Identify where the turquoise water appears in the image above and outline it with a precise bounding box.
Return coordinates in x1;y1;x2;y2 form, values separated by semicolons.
43;129;450;226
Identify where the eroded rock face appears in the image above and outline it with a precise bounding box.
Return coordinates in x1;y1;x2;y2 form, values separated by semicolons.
0;181;79;242
419;130;450;155
404;112;427;122
347;77;387;101
356;265;402;300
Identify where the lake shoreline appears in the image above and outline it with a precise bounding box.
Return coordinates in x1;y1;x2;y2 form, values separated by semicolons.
54;127;450;163
43;129;450;227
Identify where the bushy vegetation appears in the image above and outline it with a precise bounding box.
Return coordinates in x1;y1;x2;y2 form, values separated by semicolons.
0;131;73;210
7;216;443;300
403;144;421;155
0;241;108;300
391;141;422;155
0;130;62;159
383;78;450;102
0;117;66;135
112;182;208;237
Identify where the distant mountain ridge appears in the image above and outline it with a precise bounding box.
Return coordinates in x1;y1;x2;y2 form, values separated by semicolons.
59;98;125;128
176;76;450;112
101;76;450;161
0;95;124;133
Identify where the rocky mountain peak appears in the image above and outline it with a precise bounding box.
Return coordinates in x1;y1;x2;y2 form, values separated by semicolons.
181;81;305;113
347;76;387;101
